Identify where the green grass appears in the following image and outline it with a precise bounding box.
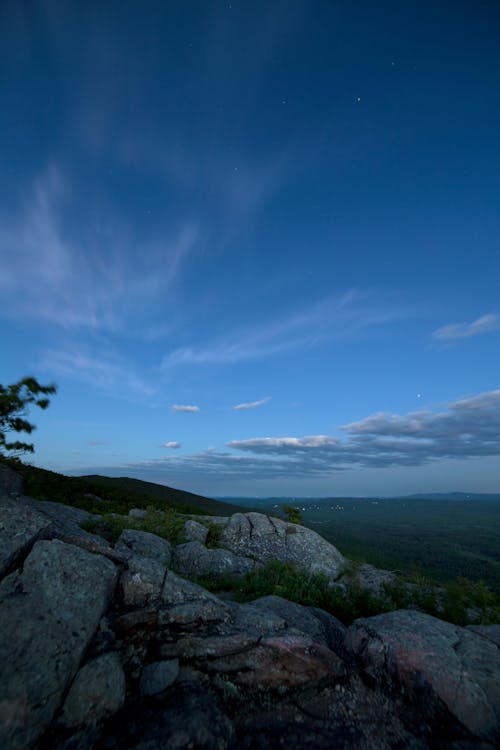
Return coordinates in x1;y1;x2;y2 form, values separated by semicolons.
187;560;500;627
83;508;187;546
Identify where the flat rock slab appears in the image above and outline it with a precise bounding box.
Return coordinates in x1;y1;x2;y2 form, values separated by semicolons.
219;512;346;579
0;496;52;578
0;539;117;750
345;609;500;741
16;494;95;526
203;632;346;689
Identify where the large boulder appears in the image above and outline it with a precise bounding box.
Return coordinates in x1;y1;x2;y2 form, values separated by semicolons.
345;609;500;741
0;495;52;578
0;539;117;750
172;540;257;579
219;512;345;579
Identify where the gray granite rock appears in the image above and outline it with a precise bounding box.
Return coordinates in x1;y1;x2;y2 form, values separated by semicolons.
159;570;231;626
467;624;500;649
0;495;52;578
128;508;148;519
219;512;345;579
250;595;330;646
172;540;257;578
119;553;166;607
140;659;180;695
345;609;500;740
58;652;125;729
116;528;171;566
16;494;94;526
0;539;117;750
184;519;209;544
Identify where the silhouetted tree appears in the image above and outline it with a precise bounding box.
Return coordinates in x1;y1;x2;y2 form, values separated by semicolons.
0;377;57;456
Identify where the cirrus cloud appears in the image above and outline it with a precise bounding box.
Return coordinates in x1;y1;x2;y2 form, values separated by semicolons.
233;397;272;411
432;314;498;341
171;404;200;413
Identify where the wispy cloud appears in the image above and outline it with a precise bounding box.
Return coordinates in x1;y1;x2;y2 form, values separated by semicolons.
88;440;106;447
40;346;154;400
233;397;272;411
432;314;498;341
161;441;181;449
162;290;412;370
0;165;197;333
171;404;200;413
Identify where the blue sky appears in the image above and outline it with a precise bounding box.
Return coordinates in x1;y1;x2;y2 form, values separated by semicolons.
1;1;499;497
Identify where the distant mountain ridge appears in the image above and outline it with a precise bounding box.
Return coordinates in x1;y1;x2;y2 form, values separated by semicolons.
220;492;500;503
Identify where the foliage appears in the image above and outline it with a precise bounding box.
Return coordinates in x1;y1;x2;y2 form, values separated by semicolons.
189;560;388;625
0;377;57;456
282;504;303;525
83;508;186;546
205;521;224;548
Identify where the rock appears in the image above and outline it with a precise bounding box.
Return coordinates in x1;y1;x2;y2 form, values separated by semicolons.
0;463;24;495
250;595;331;647
0;539;117;750
172;540;257;579
16;494;94;527
307;606;347;655
467;624;500;649
128;508;148;519
159;571;231;626
345;609;500;740
227;601;287;634
201;632;346;689
139;660;180;695
58;652;125;729
219;512;345;579
160;633;260;661
102;683;234;750
119;554;166;608
349;563;397;596
116;529;171;566
184;519;209;544
0;495;52;578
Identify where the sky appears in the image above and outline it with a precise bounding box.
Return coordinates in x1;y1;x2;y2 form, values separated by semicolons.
1;1;499;497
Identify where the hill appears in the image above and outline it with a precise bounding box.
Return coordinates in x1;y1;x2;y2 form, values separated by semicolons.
0;459;252;516
80;474;252;515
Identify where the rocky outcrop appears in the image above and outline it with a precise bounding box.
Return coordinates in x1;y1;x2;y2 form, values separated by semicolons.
0;539;117;749
345;609;500;741
1;477;499;749
219;512;346;578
